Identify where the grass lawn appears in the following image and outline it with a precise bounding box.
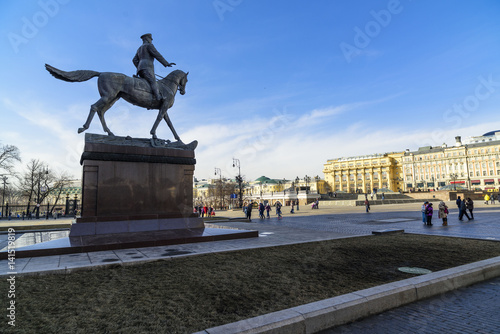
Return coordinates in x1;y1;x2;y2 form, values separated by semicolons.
2;234;500;333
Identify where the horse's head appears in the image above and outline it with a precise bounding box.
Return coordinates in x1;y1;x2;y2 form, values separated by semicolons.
162;70;189;95
178;71;188;95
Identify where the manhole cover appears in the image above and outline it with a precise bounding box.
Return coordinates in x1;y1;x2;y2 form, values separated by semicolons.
398;267;432;275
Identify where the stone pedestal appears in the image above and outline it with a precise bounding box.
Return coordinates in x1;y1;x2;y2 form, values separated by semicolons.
70;133;203;237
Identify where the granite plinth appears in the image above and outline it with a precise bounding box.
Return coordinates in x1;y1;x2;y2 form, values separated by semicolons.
73;133;201;237
2;227;258;259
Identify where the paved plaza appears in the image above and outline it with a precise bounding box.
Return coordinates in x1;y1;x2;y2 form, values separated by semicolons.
1;201;500;333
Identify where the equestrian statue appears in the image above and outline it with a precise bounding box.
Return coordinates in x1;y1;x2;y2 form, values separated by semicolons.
45;33;191;148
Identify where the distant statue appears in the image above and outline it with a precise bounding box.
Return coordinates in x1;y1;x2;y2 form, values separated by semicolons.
45;63;189;143
133;33;175;100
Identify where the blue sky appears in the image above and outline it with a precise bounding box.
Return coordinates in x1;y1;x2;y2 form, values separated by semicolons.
1;0;500;182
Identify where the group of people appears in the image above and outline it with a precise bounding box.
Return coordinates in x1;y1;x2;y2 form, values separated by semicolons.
245;201;283;221
421;196;474;226
194;205;215;217
484;193;500;204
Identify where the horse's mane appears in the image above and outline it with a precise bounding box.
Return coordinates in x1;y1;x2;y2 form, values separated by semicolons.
161;69;186;83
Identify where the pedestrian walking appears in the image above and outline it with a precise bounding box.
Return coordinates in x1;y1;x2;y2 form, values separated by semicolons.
459;199;471;221
275;201;282;219
265;203;271;218
421;201;428;224
466;198;474;220
259;202;265;219
426;202;433;226
365;198;370;213
246;201;253;221
456;196;462;218
438;201;448;226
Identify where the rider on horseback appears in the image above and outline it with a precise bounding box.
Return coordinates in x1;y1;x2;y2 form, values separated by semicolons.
133;33;175;100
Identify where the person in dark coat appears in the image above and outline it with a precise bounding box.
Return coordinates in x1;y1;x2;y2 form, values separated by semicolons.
465;198;474;220
459;199;471;221
246;201;253;221
456;196;462;218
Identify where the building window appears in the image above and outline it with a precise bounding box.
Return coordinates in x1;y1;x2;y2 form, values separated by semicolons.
483;171;487;176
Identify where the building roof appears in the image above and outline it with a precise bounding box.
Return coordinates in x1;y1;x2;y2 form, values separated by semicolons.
483;130;500;136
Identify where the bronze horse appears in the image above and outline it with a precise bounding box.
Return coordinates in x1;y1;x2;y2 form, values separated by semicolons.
45;64;188;141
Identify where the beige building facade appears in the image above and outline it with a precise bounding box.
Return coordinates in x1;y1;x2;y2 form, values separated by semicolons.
323;152;404;193
403;134;500;191
323;132;500;193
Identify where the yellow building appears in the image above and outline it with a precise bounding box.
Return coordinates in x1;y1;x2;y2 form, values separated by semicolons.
323;152;404;193
324;132;500;193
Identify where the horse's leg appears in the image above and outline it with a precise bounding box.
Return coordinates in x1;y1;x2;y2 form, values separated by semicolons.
163;112;181;142
150;108;165;139
78;105;97;133
96;96;120;136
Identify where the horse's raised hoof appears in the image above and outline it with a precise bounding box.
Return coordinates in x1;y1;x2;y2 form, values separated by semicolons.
78;127;87;134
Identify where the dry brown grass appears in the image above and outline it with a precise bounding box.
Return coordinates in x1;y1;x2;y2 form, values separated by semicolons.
2;234;500;333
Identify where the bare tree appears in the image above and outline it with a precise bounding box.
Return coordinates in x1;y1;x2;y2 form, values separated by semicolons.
49;171;74;213
17;160;52;216
0;144;21;174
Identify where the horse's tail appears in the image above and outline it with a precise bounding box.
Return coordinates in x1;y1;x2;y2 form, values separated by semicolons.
45;64;100;82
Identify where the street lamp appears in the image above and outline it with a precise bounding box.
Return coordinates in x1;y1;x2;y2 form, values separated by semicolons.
1;175;8;219
232;158;243;208
450;173;458;191
304;175;311;195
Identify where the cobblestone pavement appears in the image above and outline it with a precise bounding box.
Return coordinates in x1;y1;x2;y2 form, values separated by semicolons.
319;276;500;334
242;205;500;241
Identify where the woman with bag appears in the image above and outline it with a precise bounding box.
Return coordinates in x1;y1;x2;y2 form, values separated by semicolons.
438;201;448;226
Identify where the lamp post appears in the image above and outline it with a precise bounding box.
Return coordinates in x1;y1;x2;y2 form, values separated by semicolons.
36;167;48;219
214;167;222;210
450;173;458;191
304;175;311;195
1;176;8;219
232;158;243;208
295;177;300;210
